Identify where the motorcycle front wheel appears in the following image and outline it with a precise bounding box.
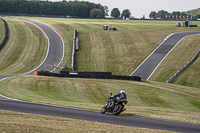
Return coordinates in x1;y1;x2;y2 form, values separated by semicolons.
101;105;106;114
113;104;123;115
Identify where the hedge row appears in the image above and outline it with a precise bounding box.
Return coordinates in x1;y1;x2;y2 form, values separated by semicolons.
37;71;141;81
0;18;9;50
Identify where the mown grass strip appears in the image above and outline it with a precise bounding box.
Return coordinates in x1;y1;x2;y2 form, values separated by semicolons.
0;18;48;74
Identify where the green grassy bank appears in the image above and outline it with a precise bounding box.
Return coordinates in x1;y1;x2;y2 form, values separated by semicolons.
1;17;200;86
0;18;5;44
0;75;199;125
0;18;47;74
24;18;200;88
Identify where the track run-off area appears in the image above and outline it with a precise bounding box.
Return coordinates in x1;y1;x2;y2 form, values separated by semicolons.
0;18;200;133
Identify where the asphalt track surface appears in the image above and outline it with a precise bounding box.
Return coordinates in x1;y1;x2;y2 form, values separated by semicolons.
130;31;200;80
0;18;200;132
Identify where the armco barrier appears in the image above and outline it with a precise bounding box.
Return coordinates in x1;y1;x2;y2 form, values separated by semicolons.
0;18;9;50
71;30;78;72
37;71;141;81
167;49;200;83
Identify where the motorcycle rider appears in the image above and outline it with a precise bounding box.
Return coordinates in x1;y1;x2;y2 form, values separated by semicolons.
109;90;127;107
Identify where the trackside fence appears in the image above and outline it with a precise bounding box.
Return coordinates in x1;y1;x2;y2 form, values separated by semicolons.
167;49;200;83
0;18;9;50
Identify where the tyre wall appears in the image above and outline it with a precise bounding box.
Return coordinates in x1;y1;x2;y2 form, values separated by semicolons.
37;71;141;81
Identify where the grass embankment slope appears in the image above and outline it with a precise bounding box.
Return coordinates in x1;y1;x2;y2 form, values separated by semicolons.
0;18;47;74
0;19;5;44
32;18;200;88
26;18;200;76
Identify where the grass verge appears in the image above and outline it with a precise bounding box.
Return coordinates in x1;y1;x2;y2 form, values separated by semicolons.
0;110;174;133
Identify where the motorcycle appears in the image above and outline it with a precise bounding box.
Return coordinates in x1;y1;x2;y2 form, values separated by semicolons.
101;93;128;115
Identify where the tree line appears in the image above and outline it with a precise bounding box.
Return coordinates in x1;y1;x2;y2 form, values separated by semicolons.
110;8;131;19
0;0;105;18
109;7;200;20
149;10;199;20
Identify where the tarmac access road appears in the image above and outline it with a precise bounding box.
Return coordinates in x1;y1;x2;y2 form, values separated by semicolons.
130;31;200;80
0;18;200;133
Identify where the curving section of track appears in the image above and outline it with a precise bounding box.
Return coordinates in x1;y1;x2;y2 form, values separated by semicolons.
130;31;200;80
0;18;64;99
0;19;200;132
20;18;64;75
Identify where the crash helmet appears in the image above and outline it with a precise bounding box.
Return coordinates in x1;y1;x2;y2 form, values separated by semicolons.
120;90;125;93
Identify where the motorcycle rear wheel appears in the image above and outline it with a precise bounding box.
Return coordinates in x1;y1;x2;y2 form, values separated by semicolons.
113;104;123;115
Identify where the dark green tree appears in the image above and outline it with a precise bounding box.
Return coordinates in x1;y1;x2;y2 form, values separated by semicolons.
149;11;156;19
121;9;131;19
156;10;168;20
111;8;120;18
90;8;103;19
104;6;109;16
